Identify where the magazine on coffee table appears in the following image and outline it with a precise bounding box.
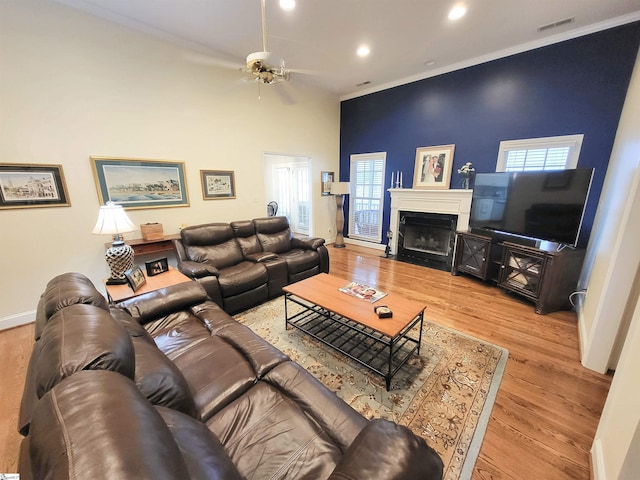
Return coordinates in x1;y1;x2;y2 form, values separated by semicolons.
339;281;387;303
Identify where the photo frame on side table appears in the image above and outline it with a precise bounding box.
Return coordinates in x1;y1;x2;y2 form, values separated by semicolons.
91;157;189;210
412;144;455;190
145;257;169;276
200;170;236;200
321;171;334;196
0;163;71;209
124;266;147;291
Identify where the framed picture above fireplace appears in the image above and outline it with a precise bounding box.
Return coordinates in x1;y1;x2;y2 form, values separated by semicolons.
412;144;455;190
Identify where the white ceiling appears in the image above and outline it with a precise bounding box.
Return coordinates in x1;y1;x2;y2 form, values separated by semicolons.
55;0;640;99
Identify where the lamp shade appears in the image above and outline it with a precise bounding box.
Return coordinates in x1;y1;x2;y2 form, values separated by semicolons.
92;202;136;235
329;182;350;196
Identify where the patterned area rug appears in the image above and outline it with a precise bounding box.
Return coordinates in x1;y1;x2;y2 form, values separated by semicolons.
235;298;508;480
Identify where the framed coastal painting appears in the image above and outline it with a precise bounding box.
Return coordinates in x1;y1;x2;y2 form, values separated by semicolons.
412;144;455;190
91;157;189;210
0;163;71;209
200;170;236;200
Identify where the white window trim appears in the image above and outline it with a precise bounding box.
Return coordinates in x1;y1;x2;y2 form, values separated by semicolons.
496;134;584;171
348;152;386;243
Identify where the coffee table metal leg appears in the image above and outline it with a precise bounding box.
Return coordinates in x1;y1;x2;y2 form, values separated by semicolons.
386;338;393;391
284;294;290;330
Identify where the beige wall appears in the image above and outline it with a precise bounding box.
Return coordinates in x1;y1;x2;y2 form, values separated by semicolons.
0;1;340;325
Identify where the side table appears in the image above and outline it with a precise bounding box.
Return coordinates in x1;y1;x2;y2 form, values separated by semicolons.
104;266;191;303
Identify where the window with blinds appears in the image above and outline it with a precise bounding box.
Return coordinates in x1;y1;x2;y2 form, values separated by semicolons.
348;152;386;243
496;134;584;172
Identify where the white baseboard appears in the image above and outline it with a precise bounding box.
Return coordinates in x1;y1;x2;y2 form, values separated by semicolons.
0;310;36;331
343;238;385;251
591;438;607;480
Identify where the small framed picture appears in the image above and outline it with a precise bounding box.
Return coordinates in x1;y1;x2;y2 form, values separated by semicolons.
124;266;147;291
321;171;334;196
200;170;236;200
145;257;169;276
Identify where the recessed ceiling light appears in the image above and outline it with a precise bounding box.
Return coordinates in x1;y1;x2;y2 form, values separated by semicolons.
424;60;436;67
279;0;295;11
357;45;370;57
448;4;467;21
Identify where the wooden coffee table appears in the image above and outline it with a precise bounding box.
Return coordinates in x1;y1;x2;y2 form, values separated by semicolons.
283;273;426;390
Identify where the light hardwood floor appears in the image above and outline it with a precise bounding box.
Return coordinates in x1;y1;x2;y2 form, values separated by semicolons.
0;245;611;478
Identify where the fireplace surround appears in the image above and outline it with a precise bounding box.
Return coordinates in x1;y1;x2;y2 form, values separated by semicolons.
389;188;473;271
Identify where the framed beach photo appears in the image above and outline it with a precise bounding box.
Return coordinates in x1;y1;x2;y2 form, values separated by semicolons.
200;170;236;200
91;157;189;210
0;163;71;209
321;171;334;196
412;144;455;190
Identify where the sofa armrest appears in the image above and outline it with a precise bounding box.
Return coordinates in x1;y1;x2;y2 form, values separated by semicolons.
244;252;279;263
291;236;325;250
178;260;220;279
329;419;443;480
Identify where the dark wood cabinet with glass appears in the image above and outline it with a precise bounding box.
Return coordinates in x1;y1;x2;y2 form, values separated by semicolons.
453;232;585;314
452;232;501;281
498;241;585;314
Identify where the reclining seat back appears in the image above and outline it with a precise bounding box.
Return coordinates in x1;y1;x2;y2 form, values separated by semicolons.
254;216;323;283
181;223;244;269
180;223;269;313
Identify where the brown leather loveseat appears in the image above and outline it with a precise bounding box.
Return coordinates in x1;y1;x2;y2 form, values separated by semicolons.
18;272;443;479
174;216;329;313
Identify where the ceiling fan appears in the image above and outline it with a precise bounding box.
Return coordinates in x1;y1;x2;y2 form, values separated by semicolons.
242;0;290;86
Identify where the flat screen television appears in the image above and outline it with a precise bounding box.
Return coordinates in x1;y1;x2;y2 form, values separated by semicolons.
469;168;594;247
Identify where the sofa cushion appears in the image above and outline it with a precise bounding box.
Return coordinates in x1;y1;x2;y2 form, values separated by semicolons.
132;336;197;418
34;304;135;398
35;272;109;340
254;216;293;254
207;381;342;480
231;220;263;256
182;223;244;268
278;249;321;275
156;406;243;480
217;261;268;297
170;336;257;422
29;370;190;480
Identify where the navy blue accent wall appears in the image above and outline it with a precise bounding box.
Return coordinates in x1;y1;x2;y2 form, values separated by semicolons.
340;22;640;248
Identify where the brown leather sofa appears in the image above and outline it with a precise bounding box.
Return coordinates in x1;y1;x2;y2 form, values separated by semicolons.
174;216;330;313
18;272;443;480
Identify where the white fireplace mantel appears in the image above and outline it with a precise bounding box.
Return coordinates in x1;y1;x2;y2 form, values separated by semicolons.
388;188;472;255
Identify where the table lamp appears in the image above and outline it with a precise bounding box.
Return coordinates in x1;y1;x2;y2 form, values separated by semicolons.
92;201;137;284
329;182;350;248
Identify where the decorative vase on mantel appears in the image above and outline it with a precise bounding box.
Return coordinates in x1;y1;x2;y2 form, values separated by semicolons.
457;162;475;190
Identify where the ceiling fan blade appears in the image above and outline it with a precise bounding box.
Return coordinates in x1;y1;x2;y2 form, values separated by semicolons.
182;52;244;71
273;81;296;105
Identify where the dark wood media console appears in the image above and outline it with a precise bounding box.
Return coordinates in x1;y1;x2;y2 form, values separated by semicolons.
452;231;585;314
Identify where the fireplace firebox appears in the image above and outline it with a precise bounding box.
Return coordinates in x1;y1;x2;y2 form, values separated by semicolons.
396;211;458;271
